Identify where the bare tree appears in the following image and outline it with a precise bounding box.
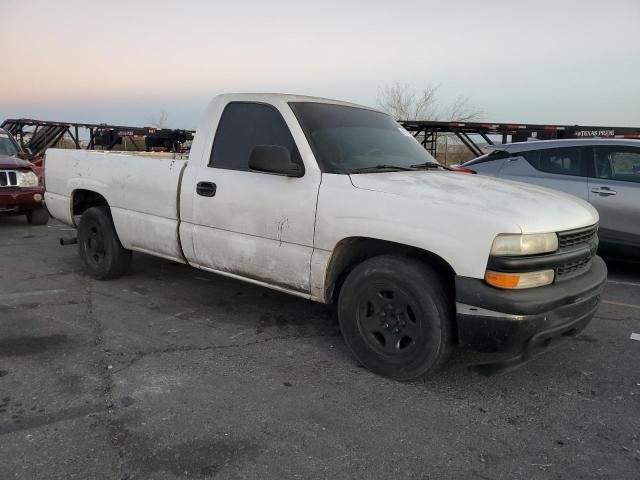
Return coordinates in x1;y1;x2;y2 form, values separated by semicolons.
148;109;169;128
377;82;483;121
376;82;438;121
440;95;484;122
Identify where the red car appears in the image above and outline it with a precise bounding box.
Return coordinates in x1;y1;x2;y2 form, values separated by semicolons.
0;128;49;225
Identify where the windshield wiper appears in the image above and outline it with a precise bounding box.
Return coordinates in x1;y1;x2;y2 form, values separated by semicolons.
410;162;452;171
348;164;415;173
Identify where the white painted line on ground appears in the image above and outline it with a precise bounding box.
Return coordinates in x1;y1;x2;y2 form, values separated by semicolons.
0;289;66;300
607;279;640;288
631;333;640;341
603;300;640;310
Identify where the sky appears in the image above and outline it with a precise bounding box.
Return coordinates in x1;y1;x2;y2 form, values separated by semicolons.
1;0;639;129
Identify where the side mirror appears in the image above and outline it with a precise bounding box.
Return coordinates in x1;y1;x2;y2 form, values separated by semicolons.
249;145;304;177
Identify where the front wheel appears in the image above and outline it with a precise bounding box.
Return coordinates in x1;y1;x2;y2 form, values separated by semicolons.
77;206;131;280
337;255;453;381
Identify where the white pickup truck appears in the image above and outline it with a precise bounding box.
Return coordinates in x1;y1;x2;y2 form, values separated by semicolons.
44;93;607;380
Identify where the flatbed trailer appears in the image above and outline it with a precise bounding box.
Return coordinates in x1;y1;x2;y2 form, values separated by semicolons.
400;120;640;158
0;118;194;156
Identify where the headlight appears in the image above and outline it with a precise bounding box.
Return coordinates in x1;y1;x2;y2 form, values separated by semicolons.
16;171;39;187
490;233;558;256
485;269;555;289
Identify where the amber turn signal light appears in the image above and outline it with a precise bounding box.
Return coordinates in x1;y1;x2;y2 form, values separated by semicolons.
485;269;555;289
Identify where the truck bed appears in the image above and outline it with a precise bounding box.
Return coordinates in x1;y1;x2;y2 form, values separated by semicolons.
45;149;188;262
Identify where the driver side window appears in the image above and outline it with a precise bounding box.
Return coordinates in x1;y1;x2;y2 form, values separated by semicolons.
209;102;302;171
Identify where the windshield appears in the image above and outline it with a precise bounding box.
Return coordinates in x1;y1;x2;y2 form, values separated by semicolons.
290;102;437;173
0;133;19;157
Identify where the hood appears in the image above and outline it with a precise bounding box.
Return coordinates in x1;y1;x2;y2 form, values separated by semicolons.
0;154;34;171
348;171;598;234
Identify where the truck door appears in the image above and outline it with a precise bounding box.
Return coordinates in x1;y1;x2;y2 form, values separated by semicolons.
588;145;640;247
186;102;321;295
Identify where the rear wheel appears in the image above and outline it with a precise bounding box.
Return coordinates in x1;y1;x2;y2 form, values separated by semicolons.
77;206;131;280
26;205;50;225
337;255;453;381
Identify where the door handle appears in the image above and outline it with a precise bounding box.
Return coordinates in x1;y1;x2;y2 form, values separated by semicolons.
591;187;617;196
196;181;217;197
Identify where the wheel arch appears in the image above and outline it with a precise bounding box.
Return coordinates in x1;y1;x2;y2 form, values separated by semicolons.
324;236;457;304
71;189;110;224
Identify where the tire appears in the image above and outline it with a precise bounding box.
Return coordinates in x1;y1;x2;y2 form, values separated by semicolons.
26;205;50;225
77;206;131;280
337;255;453;381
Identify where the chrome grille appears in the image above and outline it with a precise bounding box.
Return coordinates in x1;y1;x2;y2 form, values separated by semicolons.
557;258;591;277
557;225;597;249
0;170;18;187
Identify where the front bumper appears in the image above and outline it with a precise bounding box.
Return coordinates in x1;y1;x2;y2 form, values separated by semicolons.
0;187;45;214
455;255;607;374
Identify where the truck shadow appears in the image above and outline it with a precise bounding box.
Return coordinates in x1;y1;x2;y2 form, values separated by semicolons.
122;251;342;342
115;249;640;385
114;254;496;383
5;225;620;393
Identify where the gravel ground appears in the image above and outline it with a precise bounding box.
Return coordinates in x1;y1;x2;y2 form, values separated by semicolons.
0;217;638;479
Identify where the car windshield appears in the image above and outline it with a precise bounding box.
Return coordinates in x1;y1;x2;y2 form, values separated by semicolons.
0;134;19;157
290;102;438;173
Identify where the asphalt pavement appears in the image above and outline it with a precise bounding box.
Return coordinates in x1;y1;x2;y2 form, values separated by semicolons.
0;217;638;479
